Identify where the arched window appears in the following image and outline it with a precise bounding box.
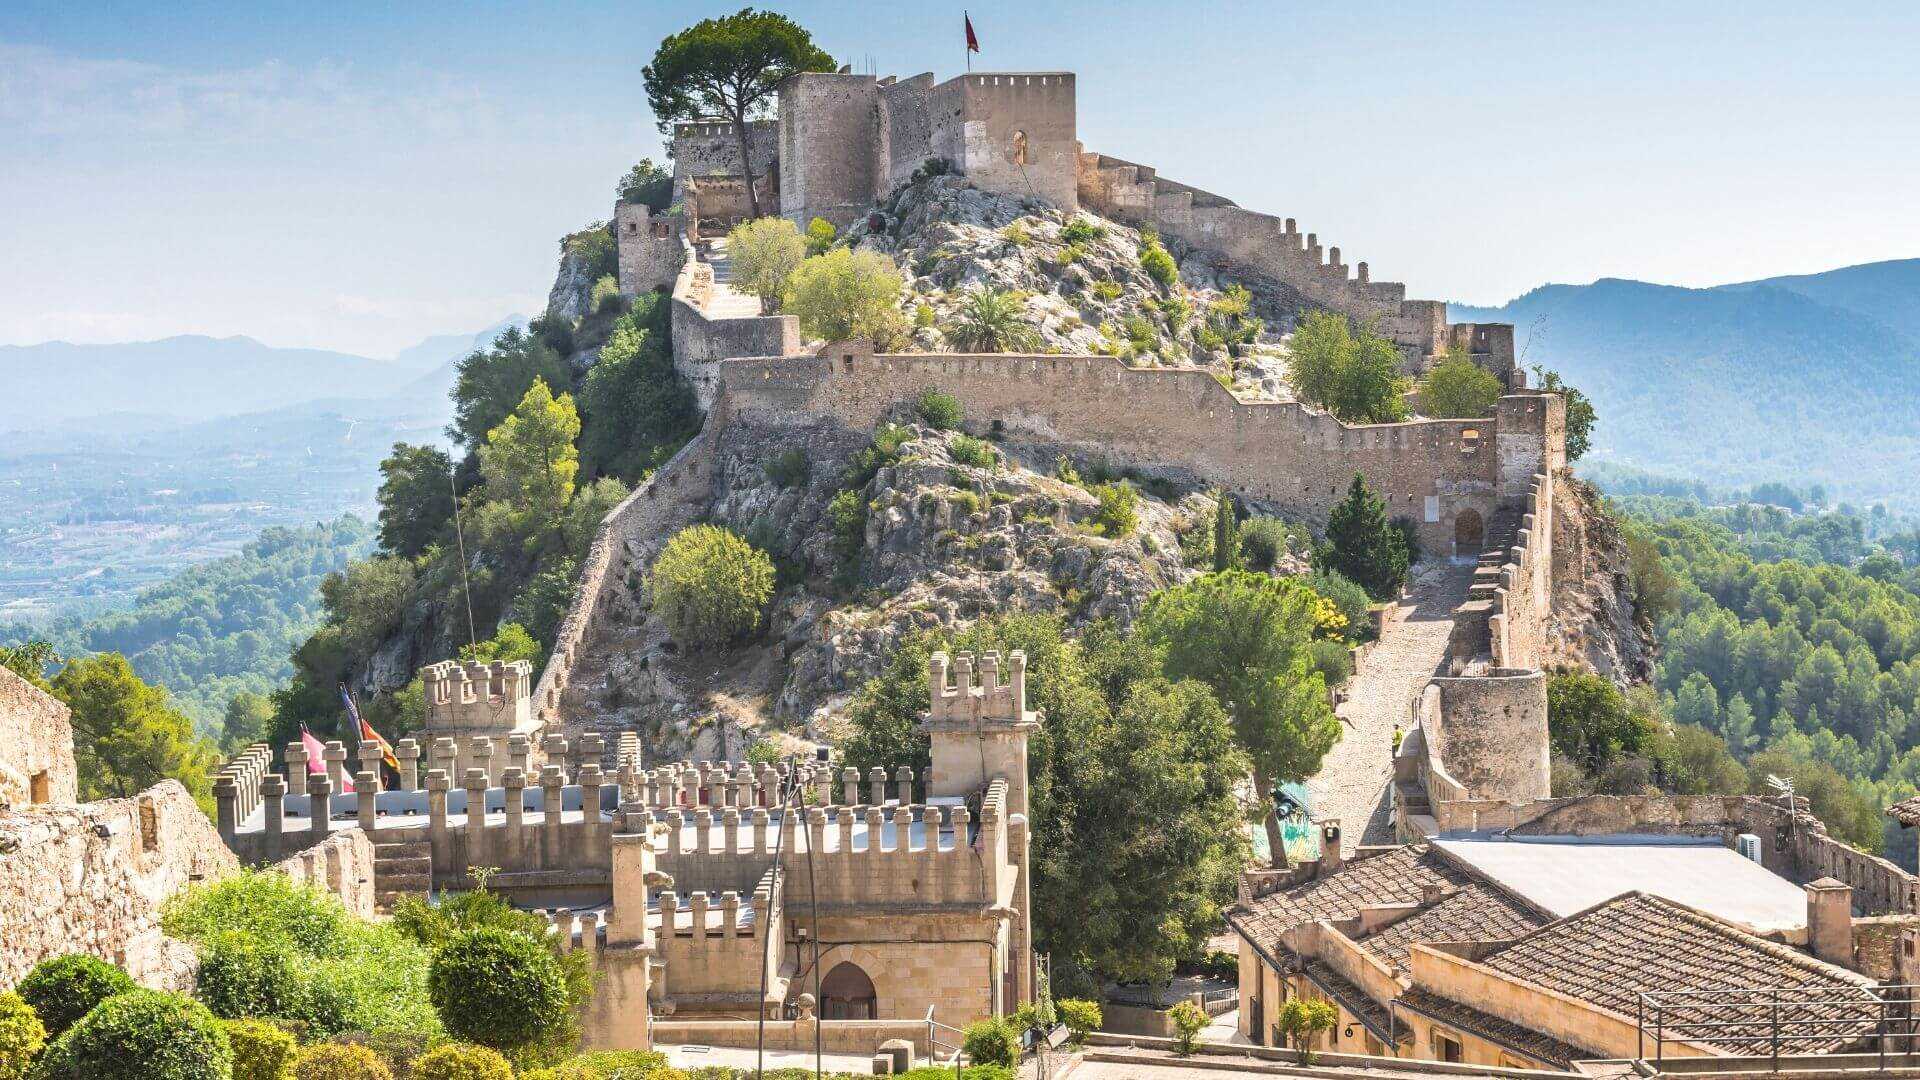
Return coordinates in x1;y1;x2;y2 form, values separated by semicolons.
820;962;877;1020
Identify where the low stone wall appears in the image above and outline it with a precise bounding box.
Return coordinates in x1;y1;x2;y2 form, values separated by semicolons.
669;237;798;411
1488;472;1554;671
274;828;377;918
0;780;236;989
0;666;76;808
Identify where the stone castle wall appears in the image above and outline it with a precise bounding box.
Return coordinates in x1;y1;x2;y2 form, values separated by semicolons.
0;780;236;989
273;828;377;918
614;203;685;295
0;666;75;808
667;236;800;410
671;120;780;208
930;73;1078;213
713;346;1555;553
779;73;885;230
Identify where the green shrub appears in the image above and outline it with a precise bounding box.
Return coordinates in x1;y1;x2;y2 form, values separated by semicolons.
427;928;570;1056
1056;998;1102;1042
1139;234;1178;289
727;217;807;312
999;221;1032;247
648;525;776;649
1419;353;1503;418
224;1019;296;1080
1168;999;1208;1055
950;287;1039;353
804;216;837;256
1277;998;1337;1060
915;388;963;431
961;1016;1019;1068
1061;218;1104;245
290;1043;391;1080
1237;516;1296;572
0;993;45;1080
35;989;231;1080
784;248;908;347
1307;570;1372;642
828;489;868;563
1090;481;1138;537
1309;638;1354;687
914;302;937;329
1090;279;1123;301
948;435;998;470
519;1049;668;1080
764;448;810;489
15;954;135;1038
195;933;299;1020
413;1043;513;1080
590;275;624;316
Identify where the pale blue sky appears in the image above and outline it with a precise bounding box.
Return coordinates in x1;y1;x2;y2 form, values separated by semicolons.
2;2;1915;357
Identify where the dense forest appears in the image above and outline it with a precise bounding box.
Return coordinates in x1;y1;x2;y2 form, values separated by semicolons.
0;517;373;736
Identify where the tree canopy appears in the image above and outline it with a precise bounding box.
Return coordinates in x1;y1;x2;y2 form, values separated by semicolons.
1285;311;1410;423
1419;352;1504;418
376;444;455;559
51;653;216;810
1315;475;1411;601
642;9;835;219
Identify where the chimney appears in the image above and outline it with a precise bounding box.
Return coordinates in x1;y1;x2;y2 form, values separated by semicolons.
1805;878;1855;968
1319;821;1344;876
1421;883;1449;906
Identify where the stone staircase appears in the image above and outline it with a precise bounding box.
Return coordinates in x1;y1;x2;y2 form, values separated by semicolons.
371;835;433;909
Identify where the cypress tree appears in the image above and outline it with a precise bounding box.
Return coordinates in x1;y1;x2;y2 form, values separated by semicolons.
1315;475;1409;600
1213;490;1238;573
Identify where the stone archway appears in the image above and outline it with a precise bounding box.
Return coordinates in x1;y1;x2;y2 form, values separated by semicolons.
820;962;877;1020
1454;509;1485;556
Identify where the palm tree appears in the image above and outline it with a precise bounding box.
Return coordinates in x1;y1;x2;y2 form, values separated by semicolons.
949;287;1040;353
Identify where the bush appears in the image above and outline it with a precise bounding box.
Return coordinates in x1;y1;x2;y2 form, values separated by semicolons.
949;287;1039;353
590;275;624;316
727;217;807;313
519;1049;667;1080
1285;311;1409;423
615;159;672;210
1314;475;1409;601
35;989;231;1080
0;993;44;1080
1309;639;1354;687
291;1044;391;1080
915;388;963;431
648;525;776;649
961;1016;1019;1068
1306;571;1372;642
828;489;868;561
1139;234;1178;289
1419;353;1503;418
764;448;809;489
1237;516;1297;572
804;216;837;256
195;933;300;1020
413;1044;513;1080
15;954;135;1038
1276;998;1337;1060
427;928;570;1055
784;247;907;347
224;1019;296;1080
1061;218;1104;245
1090;481;1138;537
948;435;998;470
1168;1000;1208;1055
1056;998;1102;1043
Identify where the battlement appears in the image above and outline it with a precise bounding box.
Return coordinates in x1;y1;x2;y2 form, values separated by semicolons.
926;650;1032;728
419;658;540;784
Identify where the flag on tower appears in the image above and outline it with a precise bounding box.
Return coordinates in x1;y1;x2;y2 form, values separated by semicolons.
341;684;400;773
299;724;353;794
965;12;979;55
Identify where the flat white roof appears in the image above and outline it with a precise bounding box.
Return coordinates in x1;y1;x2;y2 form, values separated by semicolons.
1432;833;1809;935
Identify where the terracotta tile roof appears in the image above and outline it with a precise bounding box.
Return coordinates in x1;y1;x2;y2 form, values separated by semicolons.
1357;883;1549;975
1888;796;1920;827
1300;960;1397;1044
1396;986;1587;1069
1478;892;1881;1053
1228;845;1473;954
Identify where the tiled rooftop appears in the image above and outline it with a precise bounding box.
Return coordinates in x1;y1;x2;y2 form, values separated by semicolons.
1395;987;1586;1069
1357;882;1548;974
1229;845;1473;953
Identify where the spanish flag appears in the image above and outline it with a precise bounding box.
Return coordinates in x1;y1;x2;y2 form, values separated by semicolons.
965;12;979;54
340;684;400;778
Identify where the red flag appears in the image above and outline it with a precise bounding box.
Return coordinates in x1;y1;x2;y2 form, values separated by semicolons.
965;13;979;53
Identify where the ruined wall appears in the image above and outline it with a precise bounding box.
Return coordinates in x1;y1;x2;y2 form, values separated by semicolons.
779;73;882;230
715;348;1555;552
273;828;376;918
0;667;75;808
615;203;685;295
929;73;1078;212
671;120;780;208
1079;152;1446;359
0;780;236;989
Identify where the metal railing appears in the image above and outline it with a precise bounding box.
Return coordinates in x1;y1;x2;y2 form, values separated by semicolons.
1637;985;1920;1072
926;1008;969;1076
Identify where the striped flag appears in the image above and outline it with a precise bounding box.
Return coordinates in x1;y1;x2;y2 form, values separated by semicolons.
340;684;400;776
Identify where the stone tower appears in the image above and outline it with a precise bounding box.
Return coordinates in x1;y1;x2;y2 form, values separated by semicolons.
920;650;1040;817
419;659;541;785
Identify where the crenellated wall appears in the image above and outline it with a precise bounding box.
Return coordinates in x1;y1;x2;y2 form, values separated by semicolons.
670;120;780;211
713;345;1557;553
667;235;800;411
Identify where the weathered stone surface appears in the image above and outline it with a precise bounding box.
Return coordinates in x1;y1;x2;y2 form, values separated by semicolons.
1545;475;1655;685
0;666;75;808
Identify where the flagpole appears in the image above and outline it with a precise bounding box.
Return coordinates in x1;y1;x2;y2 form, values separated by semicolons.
965;10;972;71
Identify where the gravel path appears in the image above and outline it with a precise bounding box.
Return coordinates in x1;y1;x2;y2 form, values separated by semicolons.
1306;561;1475;853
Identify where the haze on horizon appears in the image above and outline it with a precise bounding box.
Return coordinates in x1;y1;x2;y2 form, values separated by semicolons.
2;0;1915;358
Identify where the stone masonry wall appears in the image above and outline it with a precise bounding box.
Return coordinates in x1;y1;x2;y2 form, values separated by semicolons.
0;780;236;990
930;73;1078;212
1426;670;1550;806
671;120;780;208
0;667;75;808
615;203;685;295
273;828;377;918
714;347;1555;553
667;237;800;411
779;73;883;230
880;74;936;191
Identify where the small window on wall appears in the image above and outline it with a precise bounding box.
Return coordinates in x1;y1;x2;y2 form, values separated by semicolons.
1460;428;1481;452
1435;1032;1464;1064
29;770;50;804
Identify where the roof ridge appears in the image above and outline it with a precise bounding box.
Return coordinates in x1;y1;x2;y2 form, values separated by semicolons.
1627;891;1879;987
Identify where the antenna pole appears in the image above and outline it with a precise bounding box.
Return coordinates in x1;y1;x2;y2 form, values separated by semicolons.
448;459;478;650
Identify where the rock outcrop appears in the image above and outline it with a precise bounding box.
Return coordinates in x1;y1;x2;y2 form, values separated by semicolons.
1546;474;1656;684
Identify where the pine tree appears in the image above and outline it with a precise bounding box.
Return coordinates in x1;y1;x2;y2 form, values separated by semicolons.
1212;490;1238;573
1315;475;1409;601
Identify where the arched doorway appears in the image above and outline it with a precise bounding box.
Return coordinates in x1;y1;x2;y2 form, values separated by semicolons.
1453;509;1485;556
820;962;877;1020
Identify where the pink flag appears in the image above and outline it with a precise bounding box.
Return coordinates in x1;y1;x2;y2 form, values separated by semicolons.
298;726;354;794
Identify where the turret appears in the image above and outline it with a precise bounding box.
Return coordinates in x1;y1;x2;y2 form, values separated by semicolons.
920;650;1040;817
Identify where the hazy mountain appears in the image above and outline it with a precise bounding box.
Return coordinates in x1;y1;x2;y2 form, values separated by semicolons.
0;317;524;428
1452;261;1920;512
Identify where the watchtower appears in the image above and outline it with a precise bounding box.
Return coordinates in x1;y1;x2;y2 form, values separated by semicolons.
419;659;541;785
920;650;1040;818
